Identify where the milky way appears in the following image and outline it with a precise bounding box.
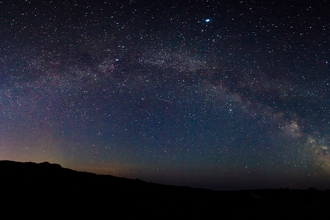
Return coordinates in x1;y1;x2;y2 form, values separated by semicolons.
0;0;330;190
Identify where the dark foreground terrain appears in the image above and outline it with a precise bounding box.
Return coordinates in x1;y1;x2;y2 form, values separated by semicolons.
1;160;330;219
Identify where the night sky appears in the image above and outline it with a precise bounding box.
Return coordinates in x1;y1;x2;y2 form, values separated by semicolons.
1;0;330;190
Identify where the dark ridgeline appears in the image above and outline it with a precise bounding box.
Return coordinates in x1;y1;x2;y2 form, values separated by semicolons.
1;160;330;219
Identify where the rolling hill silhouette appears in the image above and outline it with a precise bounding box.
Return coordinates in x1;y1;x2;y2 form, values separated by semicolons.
1;160;330;219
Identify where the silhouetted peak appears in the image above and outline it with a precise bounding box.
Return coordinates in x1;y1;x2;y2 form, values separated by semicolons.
38;161;62;169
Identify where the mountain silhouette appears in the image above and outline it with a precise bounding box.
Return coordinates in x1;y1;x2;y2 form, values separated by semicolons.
1;160;330;219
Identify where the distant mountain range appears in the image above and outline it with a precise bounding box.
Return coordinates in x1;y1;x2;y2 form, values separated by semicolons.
1;160;330;219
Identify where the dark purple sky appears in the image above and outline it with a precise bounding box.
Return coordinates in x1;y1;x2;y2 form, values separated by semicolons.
0;0;330;190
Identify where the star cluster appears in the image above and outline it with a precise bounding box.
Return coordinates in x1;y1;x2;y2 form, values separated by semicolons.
0;0;330;190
